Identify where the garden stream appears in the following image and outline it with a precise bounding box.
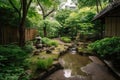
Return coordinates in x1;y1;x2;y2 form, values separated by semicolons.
45;46;117;80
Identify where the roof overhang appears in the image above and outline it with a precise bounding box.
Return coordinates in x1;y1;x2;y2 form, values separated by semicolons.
93;2;120;21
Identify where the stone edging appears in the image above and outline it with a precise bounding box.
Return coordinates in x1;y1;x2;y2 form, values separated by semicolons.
104;60;120;79
32;44;72;80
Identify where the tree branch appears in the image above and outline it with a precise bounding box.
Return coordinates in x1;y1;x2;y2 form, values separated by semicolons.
96;0;99;13
27;0;32;12
20;0;22;12
8;0;20;13
44;8;55;18
37;0;45;19
98;0;103;10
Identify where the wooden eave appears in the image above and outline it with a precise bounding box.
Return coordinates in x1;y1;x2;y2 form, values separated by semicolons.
93;2;120;21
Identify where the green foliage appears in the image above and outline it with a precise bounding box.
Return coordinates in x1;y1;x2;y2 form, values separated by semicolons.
37;58;53;70
61;37;71;43
79;23;97;41
47;40;58;47
23;41;34;53
79;23;95;35
0;45;27;64
55;9;72;36
64;10;95;37
0;7;19;27
41;37;50;44
55;9;71;26
55;7;97;38
37;0;59;8
65;10;95;26
0;0;10;8
0;66;24;80
38;20;61;38
0;44;30;80
27;7;42;28
0;7;32;27
42;37;58;47
80;12;95;22
77;0;109;8
88;37;120;59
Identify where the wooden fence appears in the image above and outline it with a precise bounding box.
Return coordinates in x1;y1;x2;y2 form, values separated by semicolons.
0;26;38;45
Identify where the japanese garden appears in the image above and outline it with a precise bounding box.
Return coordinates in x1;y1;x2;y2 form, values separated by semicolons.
0;0;120;80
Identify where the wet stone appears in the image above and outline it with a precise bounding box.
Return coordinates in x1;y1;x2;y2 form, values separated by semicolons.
45;53;118;80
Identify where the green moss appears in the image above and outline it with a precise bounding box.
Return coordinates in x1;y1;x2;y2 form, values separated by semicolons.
26;51;58;70
37;58;53;70
61;37;71;43
42;37;58;47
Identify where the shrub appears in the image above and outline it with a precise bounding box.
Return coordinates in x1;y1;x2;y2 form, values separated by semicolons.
0;45;30;80
0;44;27;65
42;37;58;47
37;58;53;70
88;37;120;59
0;66;24;80
38;20;61;38
47;40;58;47
23;45;34;53
61;37;71;43
23;41;34;53
0;65;31;80
41;37;50;44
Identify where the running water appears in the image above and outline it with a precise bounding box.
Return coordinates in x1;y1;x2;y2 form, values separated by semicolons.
60;53;91;78
45;46;117;80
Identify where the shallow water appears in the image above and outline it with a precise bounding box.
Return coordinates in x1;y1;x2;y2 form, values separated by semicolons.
60;53;92;77
45;51;117;80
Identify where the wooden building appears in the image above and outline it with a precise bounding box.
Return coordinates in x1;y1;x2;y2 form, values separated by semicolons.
93;2;120;37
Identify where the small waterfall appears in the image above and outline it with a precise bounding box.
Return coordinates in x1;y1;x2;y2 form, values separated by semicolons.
69;45;77;54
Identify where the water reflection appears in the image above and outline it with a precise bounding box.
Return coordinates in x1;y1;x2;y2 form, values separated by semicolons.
45;51;117;80
64;69;72;78
59;53;92;78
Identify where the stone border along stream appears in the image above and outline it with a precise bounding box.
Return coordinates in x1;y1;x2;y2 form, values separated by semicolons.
78;42;120;80
31;42;120;80
32;44;72;80
104;60;120;79
91;54;120;80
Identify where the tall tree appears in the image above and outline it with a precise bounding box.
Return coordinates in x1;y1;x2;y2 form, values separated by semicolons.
77;0;108;13
55;9;71;36
8;0;32;47
37;0;59;37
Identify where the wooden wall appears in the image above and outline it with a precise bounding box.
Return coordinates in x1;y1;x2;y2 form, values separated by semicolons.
0;26;38;45
105;17;120;37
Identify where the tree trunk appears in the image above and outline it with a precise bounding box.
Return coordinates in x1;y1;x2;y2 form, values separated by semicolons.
98;0;102;10
0;27;2;44
96;0;99;13
43;26;47;37
19;20;25;47
9;0;32;47
19;0;27;47
37;0;55;37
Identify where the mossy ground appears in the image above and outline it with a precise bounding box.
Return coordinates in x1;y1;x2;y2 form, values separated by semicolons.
26;39;72;79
